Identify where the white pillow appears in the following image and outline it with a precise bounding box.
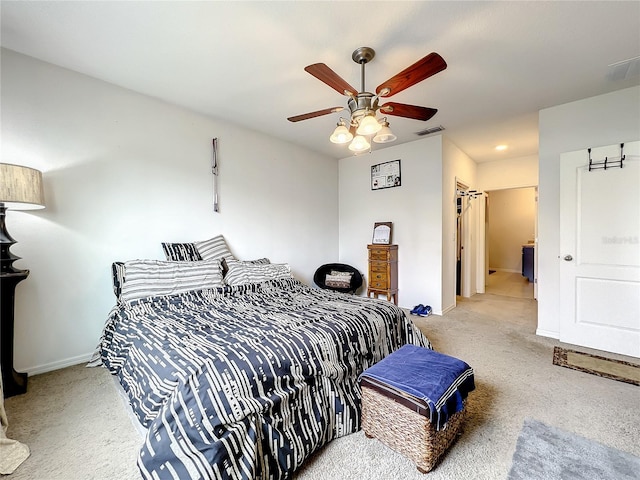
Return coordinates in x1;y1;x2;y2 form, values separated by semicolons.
224;260;291;286
120;259;224;303
194;235;234;262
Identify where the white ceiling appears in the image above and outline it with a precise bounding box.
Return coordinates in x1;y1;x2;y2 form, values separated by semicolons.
1;1;639;162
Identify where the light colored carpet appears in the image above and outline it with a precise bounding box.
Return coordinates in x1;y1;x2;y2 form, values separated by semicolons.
0;379;29;475
3;293;640;479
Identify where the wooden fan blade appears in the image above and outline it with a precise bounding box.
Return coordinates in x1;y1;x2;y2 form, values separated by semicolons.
287;106;345;122
379;102;438;121
376;52;447;98
305;63;358;96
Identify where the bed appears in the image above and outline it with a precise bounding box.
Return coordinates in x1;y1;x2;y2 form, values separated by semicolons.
97;238;430;479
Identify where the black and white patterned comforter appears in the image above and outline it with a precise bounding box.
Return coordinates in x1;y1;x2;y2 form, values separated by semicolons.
99;278;430;479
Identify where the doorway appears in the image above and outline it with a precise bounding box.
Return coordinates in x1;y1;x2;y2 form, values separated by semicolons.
455;181;470;298
484;187;537;299
456;192;463;296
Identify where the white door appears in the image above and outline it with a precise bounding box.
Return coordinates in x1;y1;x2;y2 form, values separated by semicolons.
560;141;640;358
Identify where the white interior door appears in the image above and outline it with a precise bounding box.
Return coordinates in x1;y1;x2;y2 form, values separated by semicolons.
560;141;640;358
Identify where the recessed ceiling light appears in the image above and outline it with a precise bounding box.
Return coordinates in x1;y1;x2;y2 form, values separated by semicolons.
495;145;508;151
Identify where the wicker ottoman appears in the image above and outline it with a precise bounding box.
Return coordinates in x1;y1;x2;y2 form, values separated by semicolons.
360;345;474;473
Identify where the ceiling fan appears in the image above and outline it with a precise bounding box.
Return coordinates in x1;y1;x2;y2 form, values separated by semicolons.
287;47;447;152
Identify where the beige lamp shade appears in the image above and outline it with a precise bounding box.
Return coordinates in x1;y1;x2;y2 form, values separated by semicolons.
0;163;45;210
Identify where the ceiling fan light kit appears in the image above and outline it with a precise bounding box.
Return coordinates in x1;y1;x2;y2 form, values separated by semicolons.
329;119;353;144
289;47;447;154
373;120;397;144
348;135;371;153
356;114;383;136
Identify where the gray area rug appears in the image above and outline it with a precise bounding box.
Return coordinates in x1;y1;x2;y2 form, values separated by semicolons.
507;418;640;480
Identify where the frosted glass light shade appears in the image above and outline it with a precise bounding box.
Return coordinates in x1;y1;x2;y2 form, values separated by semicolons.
356;115;382;135
330;124;353;144
348;135;370;152
0;163;45;210
373;124;397;143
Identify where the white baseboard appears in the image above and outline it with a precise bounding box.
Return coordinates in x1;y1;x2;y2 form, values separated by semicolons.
536;328;559;339
26;352;94;376
490;268;521;274
441;303;456;315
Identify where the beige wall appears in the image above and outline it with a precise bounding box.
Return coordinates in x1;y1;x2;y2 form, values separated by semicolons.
487;188;536;272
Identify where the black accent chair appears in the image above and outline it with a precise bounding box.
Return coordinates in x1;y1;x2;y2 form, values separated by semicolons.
313;263;363;294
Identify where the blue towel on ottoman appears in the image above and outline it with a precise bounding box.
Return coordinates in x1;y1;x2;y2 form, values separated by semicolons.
360;344;475;430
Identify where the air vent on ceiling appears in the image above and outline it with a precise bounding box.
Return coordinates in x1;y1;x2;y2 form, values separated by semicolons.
415;125;445;136
607;56;640;81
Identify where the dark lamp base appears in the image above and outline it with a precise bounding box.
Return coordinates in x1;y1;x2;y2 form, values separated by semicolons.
0;205;30;398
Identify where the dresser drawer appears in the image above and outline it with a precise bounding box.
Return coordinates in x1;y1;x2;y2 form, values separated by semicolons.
370;271;388;283
369;249;390;261
370;280;388;290
370;263;388;273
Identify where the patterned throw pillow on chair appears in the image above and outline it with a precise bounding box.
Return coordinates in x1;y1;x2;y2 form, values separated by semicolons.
325;270;353;289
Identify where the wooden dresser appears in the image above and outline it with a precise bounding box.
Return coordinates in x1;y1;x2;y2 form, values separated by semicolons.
367;244;398;305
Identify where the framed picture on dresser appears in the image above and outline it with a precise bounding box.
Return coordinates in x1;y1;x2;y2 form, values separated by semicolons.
372;222;392;244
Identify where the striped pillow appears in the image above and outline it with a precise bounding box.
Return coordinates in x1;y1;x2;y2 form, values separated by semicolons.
162;242;202;262
112;262;126;300
194;235;234;262
224;260;291;286
120;259;224;303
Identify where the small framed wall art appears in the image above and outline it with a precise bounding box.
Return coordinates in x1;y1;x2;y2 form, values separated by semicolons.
371;159;401;190
372;222;392;244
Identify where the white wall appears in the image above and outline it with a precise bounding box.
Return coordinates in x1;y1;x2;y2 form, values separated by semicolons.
487;188;536;272
338;135;478;315
477;154;538;191
537;85;640;338
338;136;444;313
442;137;478;309
1;49;339;374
